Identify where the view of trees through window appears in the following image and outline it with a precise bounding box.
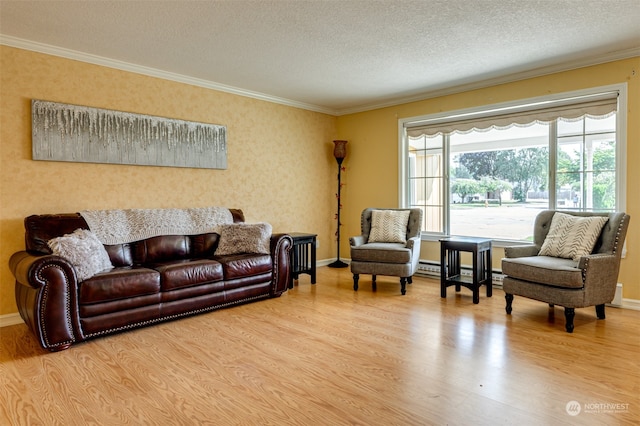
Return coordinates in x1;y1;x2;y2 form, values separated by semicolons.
407;114;617;241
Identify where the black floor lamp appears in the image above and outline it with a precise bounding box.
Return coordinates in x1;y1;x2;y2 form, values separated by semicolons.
328;140;349;268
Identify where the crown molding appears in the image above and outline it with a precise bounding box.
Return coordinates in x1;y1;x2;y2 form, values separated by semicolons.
335;46;640;116
0;35;337;115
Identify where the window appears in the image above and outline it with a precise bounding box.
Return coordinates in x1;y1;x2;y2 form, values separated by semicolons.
399;85;626;242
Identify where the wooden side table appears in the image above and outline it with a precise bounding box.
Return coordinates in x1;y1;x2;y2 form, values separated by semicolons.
440;236;492;304
288;233;317;288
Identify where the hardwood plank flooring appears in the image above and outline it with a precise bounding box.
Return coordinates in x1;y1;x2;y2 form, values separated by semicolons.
1;267;639;425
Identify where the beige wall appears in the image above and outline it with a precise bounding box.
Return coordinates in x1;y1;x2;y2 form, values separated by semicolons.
337;57;640;300
0;46;337;315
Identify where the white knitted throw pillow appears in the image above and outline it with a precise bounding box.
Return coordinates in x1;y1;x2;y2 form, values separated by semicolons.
215;223;272;255
48;229;113;281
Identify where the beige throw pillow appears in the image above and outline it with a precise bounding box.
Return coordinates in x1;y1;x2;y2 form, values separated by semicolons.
48;229;113;281
368;210;410;244
215;222;272;255
538;213;608;261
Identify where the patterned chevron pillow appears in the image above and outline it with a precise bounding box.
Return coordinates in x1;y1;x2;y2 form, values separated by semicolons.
539;213;608;261
368;210;411;244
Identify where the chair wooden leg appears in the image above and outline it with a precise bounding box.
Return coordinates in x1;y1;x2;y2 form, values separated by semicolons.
353;274;359;291
400;277;407;295
407;276;413;284
505;294;513;314
596;304;606;319
564;307;575;333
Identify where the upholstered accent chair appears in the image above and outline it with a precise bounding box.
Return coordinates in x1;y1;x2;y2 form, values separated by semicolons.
502;210;630;333
350;208;423;295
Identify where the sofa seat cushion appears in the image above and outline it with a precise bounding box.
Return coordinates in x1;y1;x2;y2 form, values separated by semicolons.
79;267;160;305
216;253;272;280
502;255;583;289
154;259;224;291
351;243;410;264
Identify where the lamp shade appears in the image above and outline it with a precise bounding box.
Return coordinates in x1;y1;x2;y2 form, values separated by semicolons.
333;140;348;164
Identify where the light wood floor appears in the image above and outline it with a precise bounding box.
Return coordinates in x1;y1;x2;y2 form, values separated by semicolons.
1;267;639;425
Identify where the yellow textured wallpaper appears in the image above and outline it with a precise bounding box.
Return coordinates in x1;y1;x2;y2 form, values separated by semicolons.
337;58;640;300
0;46;337;316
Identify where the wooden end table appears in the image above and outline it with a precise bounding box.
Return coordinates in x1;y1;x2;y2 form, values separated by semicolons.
288;233;317;288
440;237;492;304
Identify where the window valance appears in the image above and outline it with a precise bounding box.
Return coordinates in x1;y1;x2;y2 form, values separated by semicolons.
406;92;618;138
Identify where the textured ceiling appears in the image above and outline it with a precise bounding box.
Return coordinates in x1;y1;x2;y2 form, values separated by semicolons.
1;0;639;114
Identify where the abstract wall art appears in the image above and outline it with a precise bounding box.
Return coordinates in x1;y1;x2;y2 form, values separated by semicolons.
31;100;227;169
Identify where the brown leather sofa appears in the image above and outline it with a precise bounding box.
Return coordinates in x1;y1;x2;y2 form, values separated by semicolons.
9;209;292;351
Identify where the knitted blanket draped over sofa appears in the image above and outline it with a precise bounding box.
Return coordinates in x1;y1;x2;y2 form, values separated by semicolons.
9;207;292;351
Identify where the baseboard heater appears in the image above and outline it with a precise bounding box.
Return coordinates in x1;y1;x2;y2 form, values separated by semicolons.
415;260;505;287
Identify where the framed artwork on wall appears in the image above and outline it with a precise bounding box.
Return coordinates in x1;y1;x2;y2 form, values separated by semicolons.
31;100;227;169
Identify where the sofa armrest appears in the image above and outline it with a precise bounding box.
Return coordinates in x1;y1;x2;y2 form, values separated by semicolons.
406;236;419;249
270;233;293;297
578;253;620;304
406;236;422;273
9;251;80;351
504;244;539;258
406;236;421;256
350;235;366;247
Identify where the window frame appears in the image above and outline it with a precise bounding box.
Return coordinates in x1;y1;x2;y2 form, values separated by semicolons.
398;83;628;245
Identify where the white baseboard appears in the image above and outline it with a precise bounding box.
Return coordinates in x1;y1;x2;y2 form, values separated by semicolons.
317;258;338;267
0;313;23;328
621;298;640;311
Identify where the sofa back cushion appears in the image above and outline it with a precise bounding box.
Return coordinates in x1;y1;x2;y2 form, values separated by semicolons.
134;235;191;264
191;233;220;258
104;243;134;267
